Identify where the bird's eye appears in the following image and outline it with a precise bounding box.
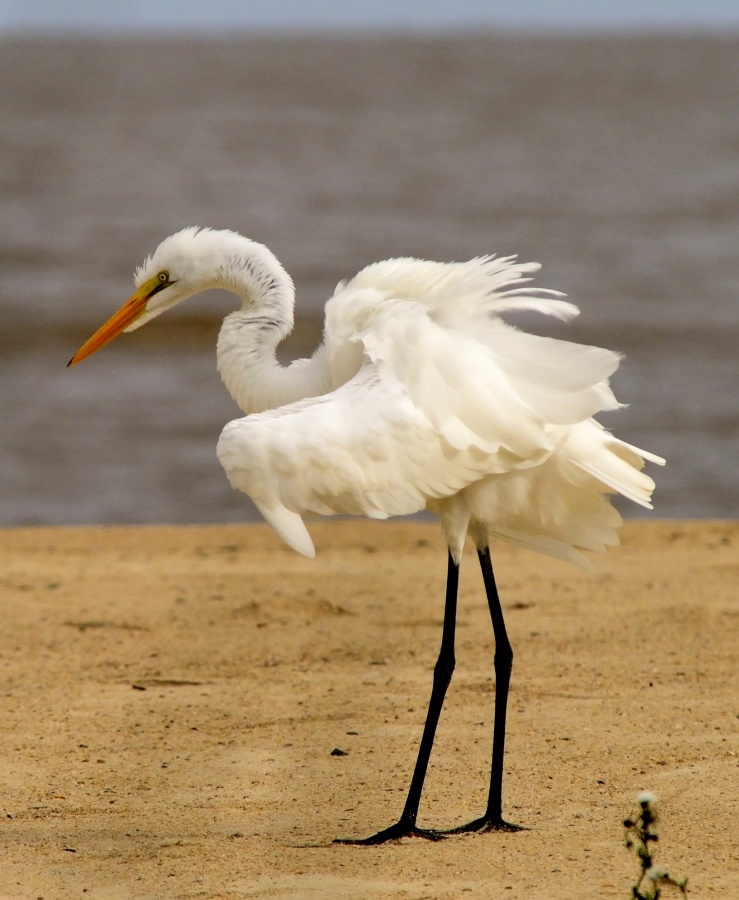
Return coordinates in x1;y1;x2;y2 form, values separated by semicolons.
158;271;169;283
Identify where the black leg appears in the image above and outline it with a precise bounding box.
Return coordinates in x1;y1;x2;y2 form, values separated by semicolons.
334;552;460;844
442;546;523;834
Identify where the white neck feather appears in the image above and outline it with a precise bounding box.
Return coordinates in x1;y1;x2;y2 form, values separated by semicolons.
212;241;324;413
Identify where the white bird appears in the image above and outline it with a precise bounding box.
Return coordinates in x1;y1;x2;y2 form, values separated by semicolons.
69;226;665;844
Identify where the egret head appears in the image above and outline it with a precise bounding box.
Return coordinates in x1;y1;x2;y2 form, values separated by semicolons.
67;227;246;366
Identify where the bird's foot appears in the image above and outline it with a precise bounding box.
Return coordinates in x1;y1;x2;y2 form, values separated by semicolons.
333;819;445;845
439;814;526;835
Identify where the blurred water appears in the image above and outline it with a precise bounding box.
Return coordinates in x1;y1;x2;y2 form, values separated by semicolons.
1;35;737;526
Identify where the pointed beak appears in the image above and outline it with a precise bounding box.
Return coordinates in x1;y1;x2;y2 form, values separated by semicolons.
67;276;161;367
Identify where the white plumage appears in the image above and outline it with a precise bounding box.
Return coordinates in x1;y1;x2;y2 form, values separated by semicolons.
200;230;661;566
69;226;664;842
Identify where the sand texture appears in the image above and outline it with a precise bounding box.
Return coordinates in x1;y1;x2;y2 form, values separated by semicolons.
1;520;737;898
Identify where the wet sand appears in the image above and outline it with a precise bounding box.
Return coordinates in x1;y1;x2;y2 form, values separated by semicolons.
1;519;736;898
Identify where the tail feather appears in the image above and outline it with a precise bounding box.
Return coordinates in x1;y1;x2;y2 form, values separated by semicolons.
573;431;665;509
468;420;664;566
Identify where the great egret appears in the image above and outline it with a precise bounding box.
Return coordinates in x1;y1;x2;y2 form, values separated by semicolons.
69;227;664;844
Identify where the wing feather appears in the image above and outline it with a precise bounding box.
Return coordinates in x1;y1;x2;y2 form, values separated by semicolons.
217;363;498;554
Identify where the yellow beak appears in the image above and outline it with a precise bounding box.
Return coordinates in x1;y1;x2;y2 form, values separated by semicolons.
67;276;161;367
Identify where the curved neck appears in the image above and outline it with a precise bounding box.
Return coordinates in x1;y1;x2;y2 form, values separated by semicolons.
213;246;323;413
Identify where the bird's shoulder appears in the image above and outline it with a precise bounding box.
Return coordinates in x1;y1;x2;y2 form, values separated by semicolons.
319;256;512;389
325;256;500;338
324;253;575;337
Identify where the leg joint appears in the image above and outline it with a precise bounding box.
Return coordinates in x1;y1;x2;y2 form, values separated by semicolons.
494;646;513;671
433;654;456;685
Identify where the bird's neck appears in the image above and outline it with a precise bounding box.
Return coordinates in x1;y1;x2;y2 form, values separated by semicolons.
214;249;322;414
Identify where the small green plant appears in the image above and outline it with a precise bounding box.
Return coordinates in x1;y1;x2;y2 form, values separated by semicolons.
624;791;688;899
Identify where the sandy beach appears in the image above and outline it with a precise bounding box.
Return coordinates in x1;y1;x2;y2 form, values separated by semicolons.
0;519;736;898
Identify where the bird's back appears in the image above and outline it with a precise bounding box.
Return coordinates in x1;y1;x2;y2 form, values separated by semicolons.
325;254;575;341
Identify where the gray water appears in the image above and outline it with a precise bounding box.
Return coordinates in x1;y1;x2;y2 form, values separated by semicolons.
1;35;737;526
